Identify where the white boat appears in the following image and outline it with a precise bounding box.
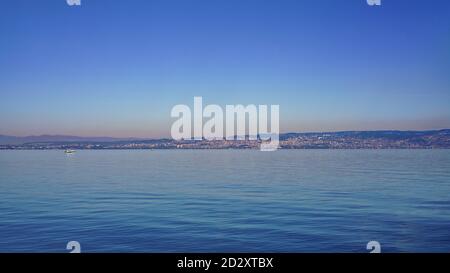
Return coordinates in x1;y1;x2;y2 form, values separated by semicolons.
64;149;76;154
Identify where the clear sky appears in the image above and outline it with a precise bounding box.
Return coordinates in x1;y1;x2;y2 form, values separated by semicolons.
1;0;449;138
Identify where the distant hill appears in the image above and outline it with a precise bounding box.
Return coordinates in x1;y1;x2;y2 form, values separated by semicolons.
280;129;450;140
0;135;143;145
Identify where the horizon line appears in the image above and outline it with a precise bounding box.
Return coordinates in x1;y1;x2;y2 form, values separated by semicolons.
1;128;450;140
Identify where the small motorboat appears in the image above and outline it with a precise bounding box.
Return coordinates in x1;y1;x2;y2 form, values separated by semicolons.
64;149;76;154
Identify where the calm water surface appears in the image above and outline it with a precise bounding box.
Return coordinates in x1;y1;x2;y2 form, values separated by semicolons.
0;150;449;252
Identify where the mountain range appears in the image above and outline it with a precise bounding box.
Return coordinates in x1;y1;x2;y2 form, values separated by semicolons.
0;135;142;145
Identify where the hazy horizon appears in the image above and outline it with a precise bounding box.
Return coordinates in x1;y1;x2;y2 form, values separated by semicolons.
2;126;450;140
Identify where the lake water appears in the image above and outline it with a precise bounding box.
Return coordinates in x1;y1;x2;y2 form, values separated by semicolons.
0;150;449;253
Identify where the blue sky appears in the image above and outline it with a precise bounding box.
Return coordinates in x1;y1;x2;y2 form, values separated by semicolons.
0;0;449;137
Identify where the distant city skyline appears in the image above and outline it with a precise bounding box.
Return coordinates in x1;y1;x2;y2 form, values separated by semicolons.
1;0;449;138
1;120;450;139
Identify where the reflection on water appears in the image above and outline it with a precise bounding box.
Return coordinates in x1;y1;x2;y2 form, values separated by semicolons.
0;150;449;252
